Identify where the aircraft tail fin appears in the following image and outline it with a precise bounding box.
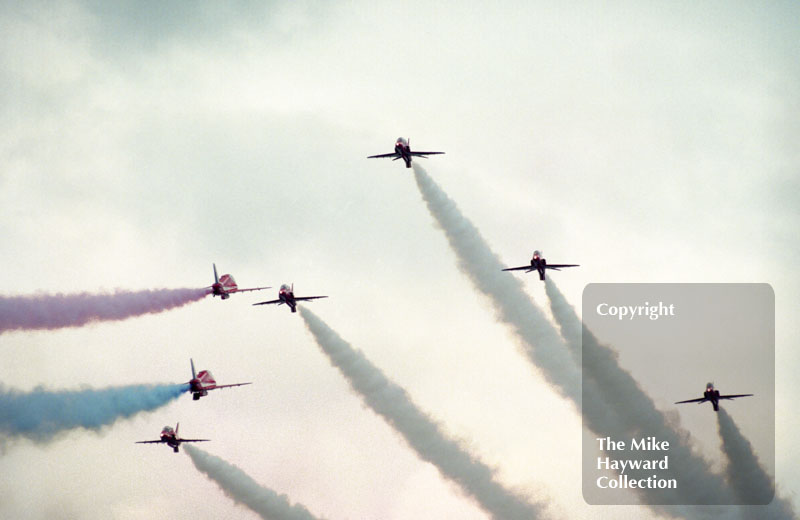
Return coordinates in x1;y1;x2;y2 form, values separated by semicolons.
197;369;216;386
213;264;219;284
176;422;180;437
190;359;196;379
219;274;238;291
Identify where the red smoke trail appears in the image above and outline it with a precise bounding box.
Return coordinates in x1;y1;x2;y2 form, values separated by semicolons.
0;288;209;333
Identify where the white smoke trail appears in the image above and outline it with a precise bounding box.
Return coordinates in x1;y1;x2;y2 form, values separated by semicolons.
543;279;739;511
0;383;188;444
0;288;209;333
716;409;795;518
299;307;547;520
412;165;739;516
411;164;580;404
184;444;324;520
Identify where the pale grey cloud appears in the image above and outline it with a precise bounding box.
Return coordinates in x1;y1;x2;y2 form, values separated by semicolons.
1;1;797;518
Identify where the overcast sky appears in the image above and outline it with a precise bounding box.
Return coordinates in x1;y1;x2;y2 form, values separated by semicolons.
1;1;798;519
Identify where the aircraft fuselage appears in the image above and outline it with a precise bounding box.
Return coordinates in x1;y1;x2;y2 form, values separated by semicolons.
530;255;548;280
157;428;182;452
162;435;180;452
279;289;298;312
395;142;413;168
189;378;210;400
211;283;231;299
704;388;722;411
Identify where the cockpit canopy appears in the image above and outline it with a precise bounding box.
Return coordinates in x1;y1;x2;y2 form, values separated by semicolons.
162;426;174;434
396;137;408;145
280;284;291;292
533;250;542;258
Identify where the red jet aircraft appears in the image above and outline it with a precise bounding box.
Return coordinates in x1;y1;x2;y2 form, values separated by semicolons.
135;423;209;453
208;263;270;300
187;359;251;401
367;137;445;168
675;382;753;412
502;250;579;281
252;283;328;313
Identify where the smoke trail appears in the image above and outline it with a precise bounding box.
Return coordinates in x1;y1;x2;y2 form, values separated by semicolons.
411;164;580;404
0;288;209;334
299;307;546;520
412;166;650;473
412;165;738;515
184;444;323;520
716;409;795;517
543;279;739;510
0;383;188;443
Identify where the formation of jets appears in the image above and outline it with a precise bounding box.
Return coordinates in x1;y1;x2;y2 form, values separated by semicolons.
368;137;445;168
675;382;753;412
136;361;251;451
252;284;328;313
502;250;579;281
206;265;327;313
135;139;752;455
136;423;209;453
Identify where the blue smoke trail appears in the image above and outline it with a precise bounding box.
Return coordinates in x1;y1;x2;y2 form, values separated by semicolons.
0;383;189;442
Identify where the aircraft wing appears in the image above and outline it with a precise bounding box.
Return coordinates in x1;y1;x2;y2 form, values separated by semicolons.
674;397;709;404
718;393;753;400
213;382;252;390
409;151;445;157
294;296;329;302
502;265;534;272
135;440;164;444
234;286;271;293
253;299;282;306
367;152;399;159
180;439;211;443
545;264;580;271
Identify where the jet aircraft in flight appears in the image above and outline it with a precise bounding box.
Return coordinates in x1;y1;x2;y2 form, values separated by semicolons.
187;359;251;401
253;284;328;313
675;382;753;412
208;263;270;299
135;423;209;453
367;137;445;168
502;250;579;281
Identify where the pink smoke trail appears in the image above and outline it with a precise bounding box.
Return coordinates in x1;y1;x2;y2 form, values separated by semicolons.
0;288;209;333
